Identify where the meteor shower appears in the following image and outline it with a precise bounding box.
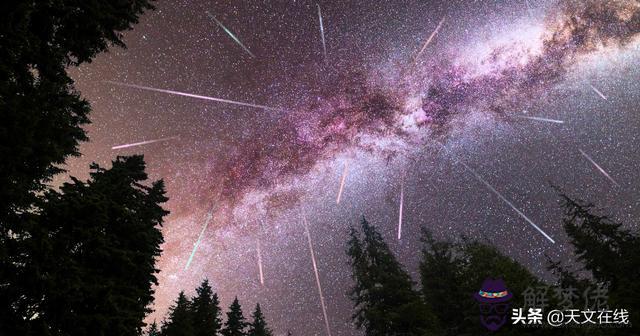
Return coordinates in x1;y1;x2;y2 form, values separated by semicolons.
2;1;639;336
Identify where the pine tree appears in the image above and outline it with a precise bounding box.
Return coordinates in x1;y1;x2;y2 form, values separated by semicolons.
420;231;553;335
192;279;223;336
0;0;155;214
419;230;467;336
222;297;248;336
551;193;640;331
0;1;154;334
347;216;437;336
162;292;194;336
147;321;160;336
247;303;272;336
22;156;168;336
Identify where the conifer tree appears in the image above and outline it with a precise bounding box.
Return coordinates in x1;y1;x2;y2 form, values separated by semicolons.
222;297;248;336
22;156;168;336
420;231;541;335
419;231;467;336
147;321;160;336
0;1;155;334
550;193;640;331
162;291;194;336
247;303;272;336
347;216;437;336
192;279;223;336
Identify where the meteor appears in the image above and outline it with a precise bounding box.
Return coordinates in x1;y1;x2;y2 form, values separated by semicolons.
414;17;445;63
317;4;328;64
256;219;266;286
206;11;255;58
579;149;620;187
303;214;332;336
514;115;564;124
458;160;555;243
589;84;608;101
105;81;286;112
397;179;404;240
185;205;215;270
256;239;264;286
112;136;179;150
438;143;555;243
336;162;349;204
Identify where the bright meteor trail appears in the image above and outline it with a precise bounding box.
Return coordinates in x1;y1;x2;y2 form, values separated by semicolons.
397;179;404;240
336;162;348;204
256;239;264;286
206;11;255;58
317;4;327;64
579;149;620;187
185;205;215;270
104;81;286;111
438;143;555;243
458;160;556;244
303;214;332;336
112;136;179;150
589;84;608;101
514;116;564;124
414;17;445;63
257;220;265;286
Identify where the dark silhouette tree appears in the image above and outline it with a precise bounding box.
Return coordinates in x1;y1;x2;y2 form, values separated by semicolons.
19;156;167;336
347;216;438;336
192;279;223;336
420;231;545;335
0;0;154;212
147;321;160;336
162;291;194;336
548;193;640;333
0;1;155;334
419;231;468;336
247;303;273;336
222;297;248;336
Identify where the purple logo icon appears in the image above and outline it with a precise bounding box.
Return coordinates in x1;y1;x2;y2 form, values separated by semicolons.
474;278;513;331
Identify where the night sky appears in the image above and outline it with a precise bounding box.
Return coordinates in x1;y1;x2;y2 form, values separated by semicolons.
62;0;639;335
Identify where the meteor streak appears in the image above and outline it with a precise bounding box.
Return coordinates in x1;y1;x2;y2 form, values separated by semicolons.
317;4;327;64
438;143;555;243
105;81;286;111
514;115;564;124
185;205;215;270
303;214;332;336
589;84;608;101
112;136;179;150
206;11;255;58
458;160;555;243
579;149;620;187
256;239;264;286
397;179;404;240
414;17;445;63
336;162;349;204
256;219;265;286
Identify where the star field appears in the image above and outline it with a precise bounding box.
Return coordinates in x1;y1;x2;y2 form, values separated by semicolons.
63;1;640;335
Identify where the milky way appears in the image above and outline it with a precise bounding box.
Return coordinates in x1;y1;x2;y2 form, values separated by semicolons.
66;0;640;335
